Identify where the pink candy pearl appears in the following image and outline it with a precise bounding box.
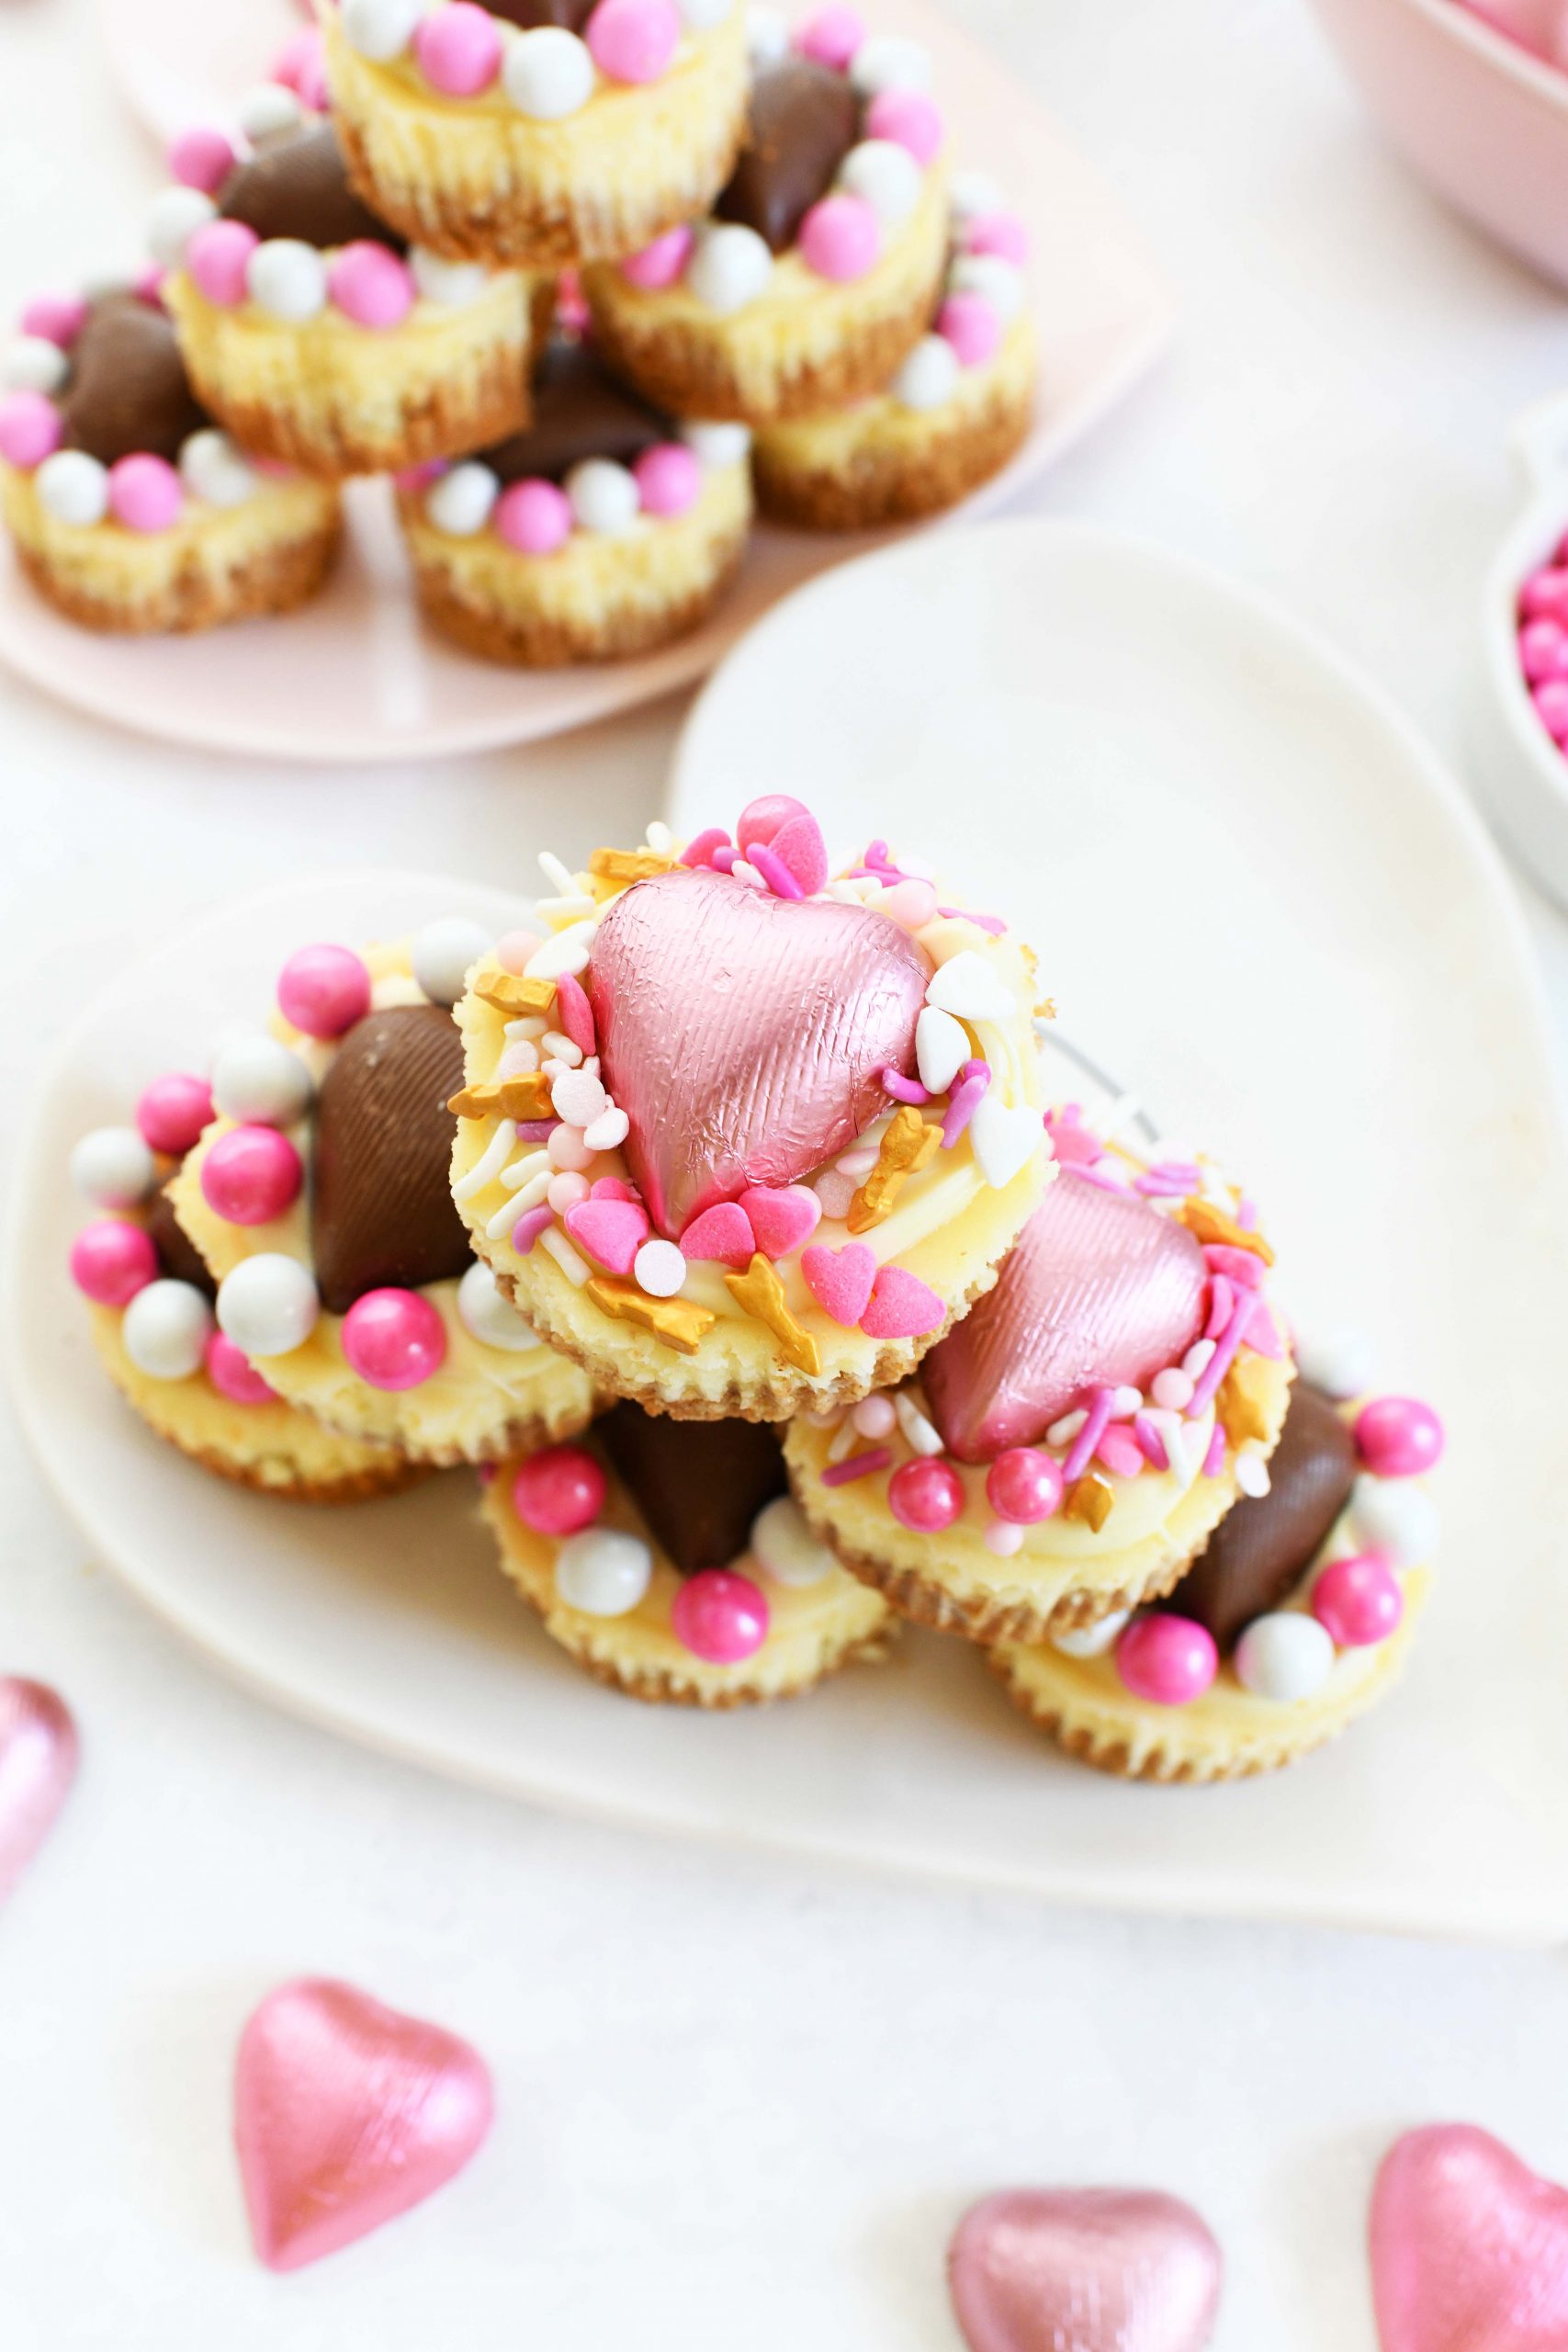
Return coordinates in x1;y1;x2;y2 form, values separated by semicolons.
0;391;63;469
985;1447;1064;1526
1354;1395;1445;1477
109;454;184;533
621;224;694;290
496;927;543;973
205;1329;278;1405
794;4;865;69
1534;681;1568;741
133;265;167;309
414;3;503;96
736;794;807;847
1115;1613;1218;1706
328;243;416;330
633;441;701;517
1312;1554;1404;1647
276;943;371;1039
495;478;572;555
513;1442;606;1535
136;1071;214;1156
341;1287;447;1391
271;27;321;96
199;1125;303;1225
1520;616;1568;684
888;1455;965;1532
799;193;881;282
964;209;1030;265
547;1123;596;1171
547;1170;591;1213
1521;566;1568;622
168;124;238;195
186;219;259;309
864;87;943;165
671;1569;770;1664
70;1218;158;1306
20;293;88;347
880;876;937;928
938;289;1003;368
586;0;681;84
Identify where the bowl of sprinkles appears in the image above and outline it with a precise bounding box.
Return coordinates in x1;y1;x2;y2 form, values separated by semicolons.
1474;389;1568;908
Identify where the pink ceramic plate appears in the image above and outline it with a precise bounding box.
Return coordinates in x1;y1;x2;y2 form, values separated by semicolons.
38;0;1174;764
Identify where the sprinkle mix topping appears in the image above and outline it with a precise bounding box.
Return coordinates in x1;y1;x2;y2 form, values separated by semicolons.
339;0;738;125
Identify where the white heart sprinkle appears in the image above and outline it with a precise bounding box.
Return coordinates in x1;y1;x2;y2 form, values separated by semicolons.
969;1093;1043;1190
924;949;1016;1023
525;921;596;979
915;1003;969;1094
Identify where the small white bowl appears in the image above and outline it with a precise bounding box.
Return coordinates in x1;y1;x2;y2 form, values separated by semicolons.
1473;393;1568;908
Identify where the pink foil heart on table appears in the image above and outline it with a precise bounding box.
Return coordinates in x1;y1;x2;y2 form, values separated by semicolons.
589;869;931;1238
950;2187;1223;2352
234;1977;494;2272
0;1677;78;1905
1371;2123;1568;2351
923;1170;1209;1463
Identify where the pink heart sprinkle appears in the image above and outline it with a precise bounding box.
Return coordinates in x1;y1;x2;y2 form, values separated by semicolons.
0;1677;78;1905
740;1183;821;1259
768;811;829;896
1371;2122;1568;2352
680;1201;757;1269
680;826;731;867
554;970;596;1057
861;1264;945;1340
1097;1425;1144;1479
564;1197;649;1275
801;1241;876;1327
591;1175;638;1203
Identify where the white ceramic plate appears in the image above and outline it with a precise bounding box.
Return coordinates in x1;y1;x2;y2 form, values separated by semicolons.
12;0;1173;764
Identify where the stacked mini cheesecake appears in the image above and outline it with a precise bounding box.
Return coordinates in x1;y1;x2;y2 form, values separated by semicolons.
0;6;1037;652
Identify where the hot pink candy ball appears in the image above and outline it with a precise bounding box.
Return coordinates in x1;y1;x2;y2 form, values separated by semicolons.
1522;565;1568;622
20;293;88;348
109;454;184;532
136;1071;214;1156
938;289;1003;368
621;225;694;290
186;219;259;309
271;27;321;95
0;391;63;469
735;793;807;847
799;192;880;281
168;124;238;195
586;0;681;84
200;1125;304;1225
70;1218;158;1307
634;441;701;517
276;944;371;1038
513;1443;606;1535
1116;1613;1218;1705
864;86;942;165
205;1329;278;1405
495;477;572;555
985;1446;1064;1526
888;1455;965;1533
414;3;503;95
1520;617;1568;684
329;243;416;330
964;209;1030;265
671;1569;770;1664
1536;680;1568;741
794;4;864;68
341;1288;447;1391
1313;1554;1404;1646
1354;1395;1445;1477
134;266;168;310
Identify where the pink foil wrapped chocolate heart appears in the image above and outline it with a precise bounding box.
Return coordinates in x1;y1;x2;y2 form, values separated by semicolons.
923;1170;1209;1463
589;869;931;1238
234;1976;494;2272
0;1677;78;1905
1371;2123;1568;2352
950;2187;1223;2352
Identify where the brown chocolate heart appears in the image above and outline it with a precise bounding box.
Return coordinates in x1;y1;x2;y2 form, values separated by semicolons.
60;293;209;466
488;0;594;26
148;1182;217;1301
311;1005;472;1315
1163;1383;1355;1650
715;57;861;253
220;121;402;252
599;1402;786;1572
483;341;666;485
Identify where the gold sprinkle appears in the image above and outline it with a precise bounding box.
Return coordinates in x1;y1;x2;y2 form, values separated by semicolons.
1218;1355;1275;1448
1034;997;1057;1023
1063;1475;1114;1532
475;970;557;1017
1179;1198;1275;1265
589;847;678;899
723;1252;822;1375
846;1105;941;1235
584;1276;716;1357
448;1073;554;1122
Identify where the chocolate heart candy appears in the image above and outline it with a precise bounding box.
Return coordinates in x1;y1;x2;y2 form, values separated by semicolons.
600;1401;787;1572
148;1182;216;1302
949;2188;1223;2352
1164;1383;1354;1650
715;57;861;253
588;867;930;1238
922;1171;1210;1464
311;1004;473;1315
60;293;208;466
220;121;402;253
1371;2124;1568;2352
483;340;667;485
488;0;594;24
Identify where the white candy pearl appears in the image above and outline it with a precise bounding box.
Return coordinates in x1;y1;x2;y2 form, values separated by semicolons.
681;419;751;470
122;1279;213;1381
892;334;960;413
838;138;922;226
1348;1476;1439;1569
179;428;257;510
1294;1327;1376;1401
217;1254;319;1357
342;0;426;62
503;26;595;119
237;81;305;141
950;252;1024;321
680;0;731;24
849;32;931;95
36;450;109;526
915;1003;968;1094
457;1260;541;1351
5;335;70;394
210;1035;314;1126
632;1239;686;1297
950;168;1004;220
1052;1608;1130;1659
750;1495;835;1588
246;239;328;323
71;1125;155;1208
567;458;640;537
549;1067;608;1126
412;916;493;1006
556;1528;653;1617
687;221;773;315
1234;1611;1336;1702
149;185;216;268
426;460;500;537
410;248;491;307
745;2;788;62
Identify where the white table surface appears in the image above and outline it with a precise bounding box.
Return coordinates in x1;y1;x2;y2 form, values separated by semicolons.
3;2;1566;2344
